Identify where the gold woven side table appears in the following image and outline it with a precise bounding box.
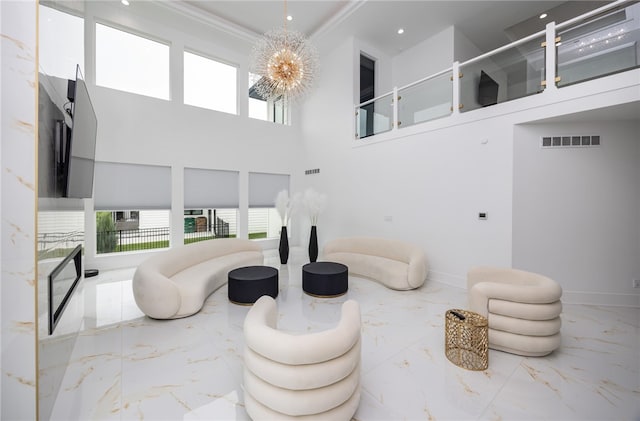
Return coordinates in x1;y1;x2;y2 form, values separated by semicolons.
445;309;488;371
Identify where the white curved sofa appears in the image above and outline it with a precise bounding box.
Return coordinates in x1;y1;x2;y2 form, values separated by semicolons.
322;237;428;290
468;266;563;356
132;238;263;319
243;295;361;420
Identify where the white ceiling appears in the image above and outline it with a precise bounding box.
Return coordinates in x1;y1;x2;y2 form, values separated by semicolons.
178;0;611;56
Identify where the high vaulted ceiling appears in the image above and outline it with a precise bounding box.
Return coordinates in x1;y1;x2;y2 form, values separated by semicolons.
176;1;611;55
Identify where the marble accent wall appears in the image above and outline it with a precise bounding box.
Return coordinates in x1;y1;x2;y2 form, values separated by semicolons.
0;1;38;418
37;207;85;420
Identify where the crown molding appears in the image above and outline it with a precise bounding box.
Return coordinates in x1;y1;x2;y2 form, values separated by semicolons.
153;0;260;44
310;0;367;41
154;0;367;46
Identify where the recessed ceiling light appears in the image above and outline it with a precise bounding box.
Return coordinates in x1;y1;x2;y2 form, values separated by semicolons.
397;28;404;35
287;15;293;21
121;0;130;5
539;13;547;19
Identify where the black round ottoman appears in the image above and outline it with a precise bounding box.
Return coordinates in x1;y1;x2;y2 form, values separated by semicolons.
302;262;348;297
228;266;279;305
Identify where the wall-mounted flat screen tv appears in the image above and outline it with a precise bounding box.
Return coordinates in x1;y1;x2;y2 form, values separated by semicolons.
65;65;97;198
38;75;68;198
478;70;499;107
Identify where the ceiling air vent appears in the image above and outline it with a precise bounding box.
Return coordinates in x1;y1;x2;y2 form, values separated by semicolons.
541;135;600;148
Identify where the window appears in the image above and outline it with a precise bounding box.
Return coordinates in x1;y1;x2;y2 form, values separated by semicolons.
184;208;238;243
248;172;290;239
184;51;237;113
39;5;84;80
248;72;288;124
360;54;376;138
247;208;281;239
273;96;286;124
94;162;171;210
360;54;375;103
96;210;170;254
183;168;239;244
248;73;268;120
95;23;170;100
94;162;172;254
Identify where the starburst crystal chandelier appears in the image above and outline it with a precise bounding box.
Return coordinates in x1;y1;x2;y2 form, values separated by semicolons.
249;2;318;102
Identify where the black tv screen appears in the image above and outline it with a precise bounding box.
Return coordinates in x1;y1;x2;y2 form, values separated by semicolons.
37;77;68;198
478;70;499;107
66;65;97;198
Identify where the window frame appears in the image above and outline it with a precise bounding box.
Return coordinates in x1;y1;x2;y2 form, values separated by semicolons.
38;4;85;80
248;72;290;124
183;49;239;114
94;20;171;100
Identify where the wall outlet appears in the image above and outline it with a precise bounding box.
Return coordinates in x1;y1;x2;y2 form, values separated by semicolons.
478;212;487;220
634;279;640;288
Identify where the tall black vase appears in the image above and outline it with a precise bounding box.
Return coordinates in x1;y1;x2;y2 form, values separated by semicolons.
279;226;289;264
308;225;318;263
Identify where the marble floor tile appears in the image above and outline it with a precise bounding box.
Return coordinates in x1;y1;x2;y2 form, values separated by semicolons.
49;248;640;420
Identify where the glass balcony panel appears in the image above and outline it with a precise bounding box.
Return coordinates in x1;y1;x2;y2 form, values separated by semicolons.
459;36;545;113
397;72;452;128
356;93;393;139
557;3;640;87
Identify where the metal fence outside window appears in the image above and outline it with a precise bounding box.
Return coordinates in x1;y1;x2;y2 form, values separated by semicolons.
96;226;234;254
97;227;170;254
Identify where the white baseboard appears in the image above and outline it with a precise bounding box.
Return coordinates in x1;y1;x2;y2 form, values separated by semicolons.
427;271;640;308
562;290;640;308
426;270;466;289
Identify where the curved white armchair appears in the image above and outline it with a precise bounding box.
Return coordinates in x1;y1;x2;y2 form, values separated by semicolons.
468;266;562;357
243;296;361;420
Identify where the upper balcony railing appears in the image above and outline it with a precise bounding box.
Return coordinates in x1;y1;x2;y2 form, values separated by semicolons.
355;0;639;139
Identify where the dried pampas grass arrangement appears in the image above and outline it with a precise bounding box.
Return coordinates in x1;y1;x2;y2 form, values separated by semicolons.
275;190;300;226
303;188;327;225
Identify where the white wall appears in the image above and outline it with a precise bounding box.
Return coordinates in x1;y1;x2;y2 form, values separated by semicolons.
392;26;454;87
513;120;640;306
297;37;357;248
453;28;483;63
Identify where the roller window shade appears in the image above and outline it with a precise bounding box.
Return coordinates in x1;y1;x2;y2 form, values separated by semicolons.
248;172;290;208
94;162;171;210
184;168;239;209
